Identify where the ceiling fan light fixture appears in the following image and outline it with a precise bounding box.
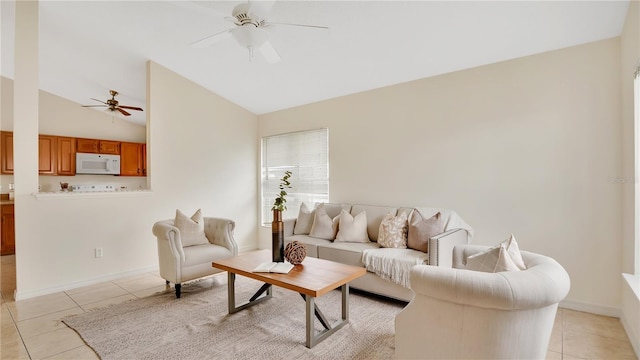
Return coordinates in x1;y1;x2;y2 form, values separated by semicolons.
231;25;268;49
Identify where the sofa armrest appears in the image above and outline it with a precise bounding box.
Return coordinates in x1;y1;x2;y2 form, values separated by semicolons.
152;220;186;263
203;217;238;256
428;228;470;267
283;218;296;237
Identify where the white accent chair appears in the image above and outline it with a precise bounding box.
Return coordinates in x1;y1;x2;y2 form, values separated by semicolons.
395;244;570;359
152;217;237;298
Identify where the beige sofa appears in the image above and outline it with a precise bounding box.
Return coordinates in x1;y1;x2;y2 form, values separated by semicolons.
395;244;571;359
284;203;472;301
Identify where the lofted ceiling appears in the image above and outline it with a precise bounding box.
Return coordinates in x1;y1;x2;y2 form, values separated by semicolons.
0;1;631;126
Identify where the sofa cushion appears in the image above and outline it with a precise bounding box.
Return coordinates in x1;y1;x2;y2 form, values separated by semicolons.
293;202;315;235
183;243;232;267
466;243;521;273
351;204;398;241
318;203;352;219
335;210;369;243
377;210;410;248
407;210;445;253
318;241;381;267
174;209;209;247
309;206;339;240
284;235;330;258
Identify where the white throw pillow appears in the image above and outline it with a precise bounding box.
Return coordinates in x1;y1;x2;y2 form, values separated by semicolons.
293;202;315;235
335;210;369;243
502;234;526;270
377;211;409;248
174;209;209;247
466;243;521;273
309;206;339;240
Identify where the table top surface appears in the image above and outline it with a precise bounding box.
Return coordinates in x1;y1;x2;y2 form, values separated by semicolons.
213;249;366;297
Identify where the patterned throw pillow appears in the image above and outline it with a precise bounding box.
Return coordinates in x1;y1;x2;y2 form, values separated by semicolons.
377;211;409;248
407;210;445;253
466;243;521;273
309;206;339;240
335;210;369;243
174;209;209;247
293;202;315;235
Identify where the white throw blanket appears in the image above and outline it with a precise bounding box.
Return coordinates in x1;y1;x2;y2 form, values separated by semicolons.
362;248;429;288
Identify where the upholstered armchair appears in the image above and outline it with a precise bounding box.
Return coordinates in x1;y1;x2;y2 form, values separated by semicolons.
395;244;570;359
152;216;238;298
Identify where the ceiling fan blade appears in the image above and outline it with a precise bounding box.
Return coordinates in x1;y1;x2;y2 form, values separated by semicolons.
259;40;281;64
90;98;108;104
248;0;276;20
191;28;233;48
82;105;107;108
265;22;328;30
116;108;131;116
118;105;144;111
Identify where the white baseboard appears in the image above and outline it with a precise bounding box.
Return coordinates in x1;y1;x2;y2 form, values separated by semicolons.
622;273;640;358
15;265;159;301
559;299;621;318
621;314;640;358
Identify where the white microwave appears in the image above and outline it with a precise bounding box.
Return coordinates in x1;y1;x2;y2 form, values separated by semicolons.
76;153;120;175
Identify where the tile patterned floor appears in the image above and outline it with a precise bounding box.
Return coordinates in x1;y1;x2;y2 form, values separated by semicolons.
1;254;638;360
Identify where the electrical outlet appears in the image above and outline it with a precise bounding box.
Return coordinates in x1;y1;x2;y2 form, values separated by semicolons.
95;248;103;258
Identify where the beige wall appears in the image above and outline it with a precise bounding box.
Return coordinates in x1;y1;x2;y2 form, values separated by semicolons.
259;38;623;313
622;0;640;277
146;61;259;253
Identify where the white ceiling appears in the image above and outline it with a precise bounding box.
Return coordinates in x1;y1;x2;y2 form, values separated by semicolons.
1;1;631;126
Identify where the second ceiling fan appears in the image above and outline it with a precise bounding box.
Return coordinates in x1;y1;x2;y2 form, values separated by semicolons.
191;1;328;63
82;90;143;116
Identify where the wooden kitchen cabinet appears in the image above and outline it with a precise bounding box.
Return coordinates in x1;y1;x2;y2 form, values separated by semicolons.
1;204;15;256
2;132;60;175
57;136;76;175
1;131;14;174
142;144;147;176
76;138;120;155
120;142;146;176
38;135;58;175
76;138;99;153
99;140;120;155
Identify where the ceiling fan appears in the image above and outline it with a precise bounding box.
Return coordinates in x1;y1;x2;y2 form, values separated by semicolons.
191;1;328;63
81;90;144;116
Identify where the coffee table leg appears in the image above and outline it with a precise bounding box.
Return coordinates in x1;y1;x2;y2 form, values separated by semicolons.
227;272;272;314
305;284;350;348
342;283;349;321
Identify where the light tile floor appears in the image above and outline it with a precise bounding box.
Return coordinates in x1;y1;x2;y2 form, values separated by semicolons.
1;254;638;360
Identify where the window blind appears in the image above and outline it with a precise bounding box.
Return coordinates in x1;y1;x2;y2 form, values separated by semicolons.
261;128;329;225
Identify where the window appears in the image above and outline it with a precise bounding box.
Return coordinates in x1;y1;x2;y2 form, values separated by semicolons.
261;129;329;225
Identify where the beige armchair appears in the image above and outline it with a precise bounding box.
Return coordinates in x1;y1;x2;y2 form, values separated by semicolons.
152;217;238;298
395;244;570;359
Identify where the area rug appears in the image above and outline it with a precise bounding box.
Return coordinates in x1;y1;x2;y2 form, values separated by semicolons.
62;275;405;359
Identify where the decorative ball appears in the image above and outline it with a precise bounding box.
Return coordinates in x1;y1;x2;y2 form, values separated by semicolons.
284;241;307;265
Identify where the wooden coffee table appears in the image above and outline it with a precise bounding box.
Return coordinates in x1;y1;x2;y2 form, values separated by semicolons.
212;249;366;348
